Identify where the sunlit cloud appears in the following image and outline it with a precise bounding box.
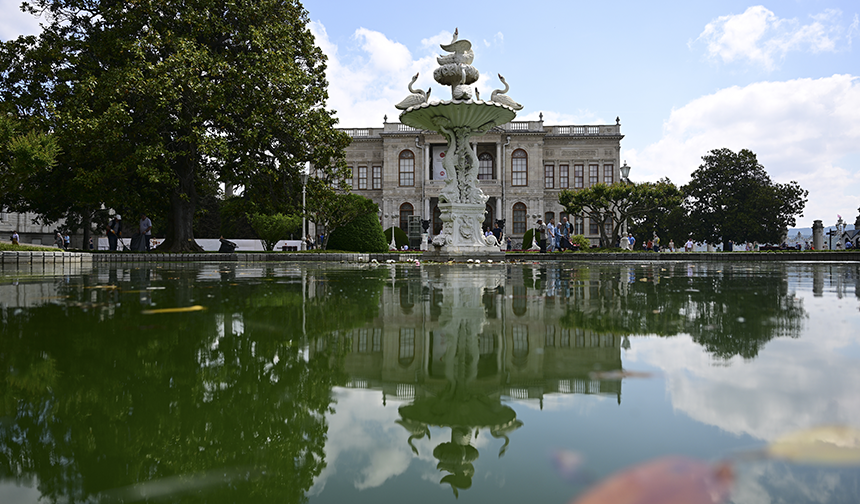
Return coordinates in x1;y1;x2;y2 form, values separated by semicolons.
694;6;857;70
625;74;860;225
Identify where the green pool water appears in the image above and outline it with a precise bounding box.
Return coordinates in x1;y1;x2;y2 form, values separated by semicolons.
1;261;859;503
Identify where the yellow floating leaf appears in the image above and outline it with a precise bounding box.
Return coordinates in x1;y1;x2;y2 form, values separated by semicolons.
767;425;860;465
142;305;207;315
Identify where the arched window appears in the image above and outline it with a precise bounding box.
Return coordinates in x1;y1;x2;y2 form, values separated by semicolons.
545;211;555;224
399;202;413;231
512;202;527;234
478;152;494;180
511;149;527;186
399;150;415;186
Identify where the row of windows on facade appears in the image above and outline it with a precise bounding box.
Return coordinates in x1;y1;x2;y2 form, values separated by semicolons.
340;327;616;369
348;149;615;189
396;200;614;236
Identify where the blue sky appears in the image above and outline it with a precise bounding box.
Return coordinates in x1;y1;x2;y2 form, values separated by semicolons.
2;0;858;227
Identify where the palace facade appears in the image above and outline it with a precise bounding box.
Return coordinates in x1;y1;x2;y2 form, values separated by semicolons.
340;117;625;245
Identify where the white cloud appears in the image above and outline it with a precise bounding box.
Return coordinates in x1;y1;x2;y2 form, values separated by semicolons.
310;21;442;128
625;74;860;225
695;6;855;70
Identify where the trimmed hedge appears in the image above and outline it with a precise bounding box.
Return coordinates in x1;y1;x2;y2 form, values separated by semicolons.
327;208;388;253
384;227;409;249
521;229;537;250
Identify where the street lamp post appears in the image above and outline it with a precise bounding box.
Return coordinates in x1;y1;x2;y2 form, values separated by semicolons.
301;162;309;251
620;160;631;184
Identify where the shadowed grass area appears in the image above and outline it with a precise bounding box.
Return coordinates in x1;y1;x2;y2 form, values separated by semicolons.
0;243;65;252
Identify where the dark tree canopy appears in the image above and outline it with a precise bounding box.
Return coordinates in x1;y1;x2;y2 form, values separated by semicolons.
684;148;807;248
0;0;349;251
559;179;683;247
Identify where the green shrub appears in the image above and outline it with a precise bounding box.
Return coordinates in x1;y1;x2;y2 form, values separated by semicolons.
248;213;300;251
327;211;387;252
569;234;590;249
384;227;409;249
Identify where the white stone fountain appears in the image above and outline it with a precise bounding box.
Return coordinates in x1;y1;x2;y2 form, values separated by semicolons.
397;29;521;260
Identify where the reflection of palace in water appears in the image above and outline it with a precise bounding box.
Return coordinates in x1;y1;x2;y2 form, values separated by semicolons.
311;264;623;406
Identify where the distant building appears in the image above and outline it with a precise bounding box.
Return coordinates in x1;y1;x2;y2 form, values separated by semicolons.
0;210;60;247
339;117;624;246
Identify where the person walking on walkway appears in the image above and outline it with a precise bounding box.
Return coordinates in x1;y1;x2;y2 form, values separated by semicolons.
139;213;153;252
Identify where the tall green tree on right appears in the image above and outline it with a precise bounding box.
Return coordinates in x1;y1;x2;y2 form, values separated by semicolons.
683;148;807;249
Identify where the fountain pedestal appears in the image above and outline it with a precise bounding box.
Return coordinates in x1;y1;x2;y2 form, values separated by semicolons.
423;202;504;261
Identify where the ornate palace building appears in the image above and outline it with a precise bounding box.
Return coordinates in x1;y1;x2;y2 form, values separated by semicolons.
340;116;624;245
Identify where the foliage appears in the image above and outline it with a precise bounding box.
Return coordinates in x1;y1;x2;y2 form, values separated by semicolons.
628;195;689;248
568;234;590;249
306;187;377;250
248;213;301;251
384;227;409;249
327;208;387;253
557;263;805;359
0;265;391;503
559;180;684;247
0;0;350;252
219;197;257;239
683;148;808;248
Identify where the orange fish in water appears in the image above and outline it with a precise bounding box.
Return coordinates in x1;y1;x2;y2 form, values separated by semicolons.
570;456;734;504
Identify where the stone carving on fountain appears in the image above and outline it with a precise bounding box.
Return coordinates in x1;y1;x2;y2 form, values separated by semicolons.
399;28;522;259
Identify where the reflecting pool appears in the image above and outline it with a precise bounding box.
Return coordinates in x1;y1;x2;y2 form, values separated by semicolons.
1;261;859;503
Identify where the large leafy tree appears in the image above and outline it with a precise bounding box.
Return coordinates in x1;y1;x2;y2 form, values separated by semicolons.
558;179;683;247
0;0;349;251
684;148;808;248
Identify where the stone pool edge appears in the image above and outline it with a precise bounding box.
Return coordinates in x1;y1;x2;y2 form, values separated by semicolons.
3;250;860;267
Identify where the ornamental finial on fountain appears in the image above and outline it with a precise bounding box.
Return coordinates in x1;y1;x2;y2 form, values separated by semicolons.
434;28;479;101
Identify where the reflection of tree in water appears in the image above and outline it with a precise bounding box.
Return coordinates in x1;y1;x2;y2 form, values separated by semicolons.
558;263;806;359
0;266;385;503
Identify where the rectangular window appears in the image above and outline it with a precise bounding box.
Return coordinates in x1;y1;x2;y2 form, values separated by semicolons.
574;216;584;235
512;156;527;186
399;157;414;186
544;164;554;188
603;164;614;184
358;166;367;189
372;166;382;189
559;164;569;188
604;215;612;237
589;164;599;186
589;217;600;235
574;164;583;188
478;153;494;180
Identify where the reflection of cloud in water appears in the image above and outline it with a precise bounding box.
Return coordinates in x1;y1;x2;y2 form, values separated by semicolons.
310;389;413;494
732;461;859;504
625;291;860;444
312;388;509;495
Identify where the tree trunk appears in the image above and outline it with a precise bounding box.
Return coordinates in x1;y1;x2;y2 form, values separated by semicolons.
82;210;92;251
156;156;204;252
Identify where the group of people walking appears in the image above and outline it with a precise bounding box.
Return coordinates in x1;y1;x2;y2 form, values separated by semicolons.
535;216;578;253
